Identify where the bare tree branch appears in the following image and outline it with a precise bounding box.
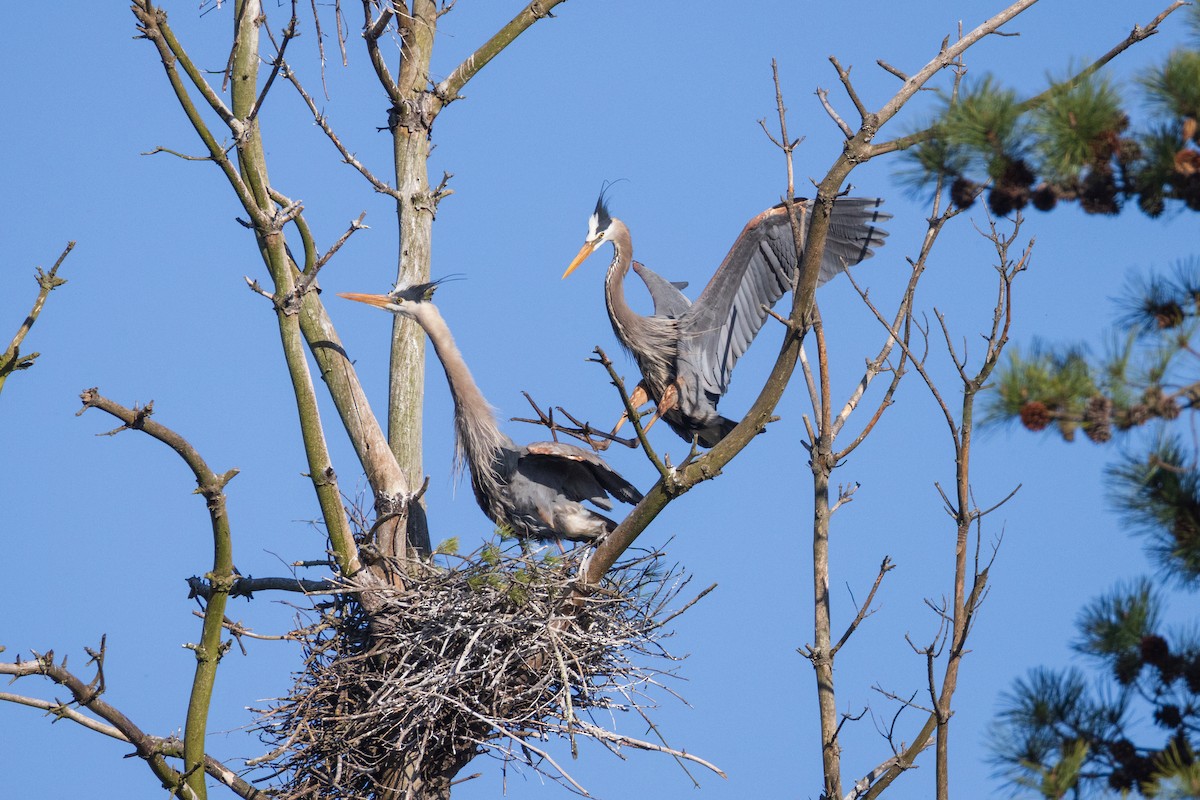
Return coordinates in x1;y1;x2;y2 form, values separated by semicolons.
829;56;868;124
816;87;855;138
77;389;240;798
0;242;74;396
0;649;263;799
435;0;572;106
831;558;895;657
284;65;401;197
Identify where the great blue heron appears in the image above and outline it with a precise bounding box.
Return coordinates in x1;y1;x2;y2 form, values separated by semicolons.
339;282;643;543
562;194;891;447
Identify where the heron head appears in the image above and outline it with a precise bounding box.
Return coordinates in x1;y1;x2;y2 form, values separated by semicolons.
562;192;617;279
338;281;441;317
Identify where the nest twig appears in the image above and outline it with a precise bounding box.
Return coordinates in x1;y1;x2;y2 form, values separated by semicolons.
254;544;715;797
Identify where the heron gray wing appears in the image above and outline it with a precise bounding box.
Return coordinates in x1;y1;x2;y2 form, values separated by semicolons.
631;260;691;318
523;441;644;506
816;197;892;284
681;198;891;398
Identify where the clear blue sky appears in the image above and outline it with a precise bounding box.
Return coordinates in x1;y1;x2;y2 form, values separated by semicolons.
2;2;1194;798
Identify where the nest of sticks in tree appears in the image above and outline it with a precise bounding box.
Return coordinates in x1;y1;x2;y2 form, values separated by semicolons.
253;543;716;797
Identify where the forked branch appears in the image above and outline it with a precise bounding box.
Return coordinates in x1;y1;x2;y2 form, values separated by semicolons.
77;389;239;800
0;645;262;799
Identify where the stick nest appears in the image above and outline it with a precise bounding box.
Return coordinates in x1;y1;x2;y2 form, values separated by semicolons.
254;544;705;798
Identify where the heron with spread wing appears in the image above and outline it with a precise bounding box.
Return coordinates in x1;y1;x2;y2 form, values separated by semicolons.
339;282;642;544
562;194;891;447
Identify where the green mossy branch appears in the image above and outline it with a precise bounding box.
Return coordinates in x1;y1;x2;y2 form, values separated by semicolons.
76;389;238;800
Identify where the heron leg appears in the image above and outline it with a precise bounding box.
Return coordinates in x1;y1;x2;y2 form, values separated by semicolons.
637;383;678;435
602;382;652;445
657;382;679;414
628;382;649;410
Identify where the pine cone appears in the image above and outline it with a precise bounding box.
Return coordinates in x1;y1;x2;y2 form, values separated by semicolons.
1138;191;1166;218
1126;403;1152;428
1108;769;1134;792
1155;704;1184;728
1001;158;1036;188
1019;401;1052;431
1158;395;1181;420
1129;755;1156;787
950;177;978;209
1150;301;1186;329
1116;137;1143;169
1140;634;1171;667
1111;738;1139;765
1084;395;1114;443
987;185;1017;216
1176;147;1200;177
1031;183;1058;211
1085;395;1113;420
1142;386;1167;408
1080;167;1120;215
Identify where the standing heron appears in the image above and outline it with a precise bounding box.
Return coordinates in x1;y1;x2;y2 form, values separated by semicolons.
339;282;643;543
562;194;891;447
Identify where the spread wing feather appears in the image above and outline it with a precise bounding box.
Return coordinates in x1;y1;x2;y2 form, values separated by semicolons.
631;261;691;318
680;197;890;398
523;441;643;506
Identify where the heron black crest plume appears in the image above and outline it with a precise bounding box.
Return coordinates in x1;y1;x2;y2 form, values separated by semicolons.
592;179;630;230
563;194;892;448
593;194;613;230
389;275;463;303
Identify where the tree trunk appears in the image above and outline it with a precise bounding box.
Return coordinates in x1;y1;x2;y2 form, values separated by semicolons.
386;1;439;560
376;2;440;793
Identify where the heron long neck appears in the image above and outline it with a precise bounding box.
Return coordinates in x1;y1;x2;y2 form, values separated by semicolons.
602;220;637;348
603;219;676;392
412;304;510;486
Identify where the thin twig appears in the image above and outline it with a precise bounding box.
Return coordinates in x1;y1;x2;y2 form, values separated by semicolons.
831;557;895;656
1;242;75;393
829;56;868;124
292;212;369;301
816;87;854;138
0;691;124;740
590;347;671;481
140;146;214;161
284;65;400;197
250;5;300;126
876;60;909;82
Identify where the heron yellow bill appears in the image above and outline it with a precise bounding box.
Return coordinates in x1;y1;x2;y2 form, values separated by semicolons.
561;241;597;279
337;292;394;309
